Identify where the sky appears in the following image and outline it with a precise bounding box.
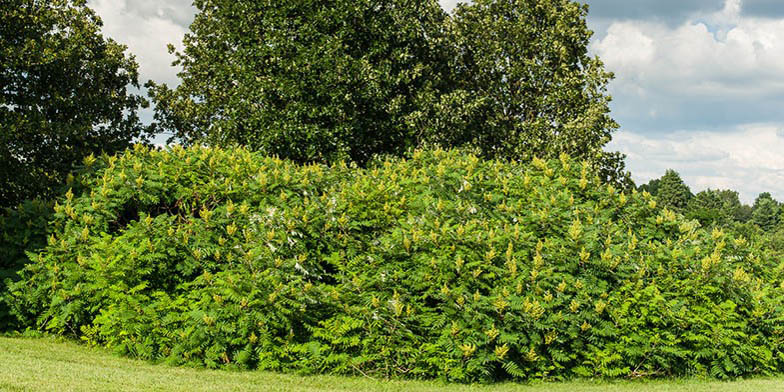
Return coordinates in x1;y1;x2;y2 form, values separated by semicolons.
87;0;784;204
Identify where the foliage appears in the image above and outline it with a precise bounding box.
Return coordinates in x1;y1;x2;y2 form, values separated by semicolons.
752;193;781;232
0;200;53;330
686;189;744;228
6;147;784;382
655;170;692;212
148;0;450;165
149;0;630;186
435;0;628;187
0;0;149;209
638;178;661;197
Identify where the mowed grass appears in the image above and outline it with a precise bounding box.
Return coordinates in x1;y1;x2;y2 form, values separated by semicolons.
1;337;784;392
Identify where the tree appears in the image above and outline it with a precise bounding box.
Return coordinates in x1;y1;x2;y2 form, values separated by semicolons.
686;189;742;227
149;0;451;165
734;204;753;223
0;0;149;208
752;192;780;232
655;170;692;212
638;178;661;196
430;0;628;186
150;0;630;186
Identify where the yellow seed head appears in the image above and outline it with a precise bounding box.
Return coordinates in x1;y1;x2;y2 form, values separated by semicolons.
495;344;510;360
545;331;557;345
486;325;500;341
460;343;477;357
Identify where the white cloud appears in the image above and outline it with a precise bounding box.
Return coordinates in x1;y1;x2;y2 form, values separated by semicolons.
594;0;784;201
88;0;193;87
592;0;784;100
441;0;463;12
608;124;784;203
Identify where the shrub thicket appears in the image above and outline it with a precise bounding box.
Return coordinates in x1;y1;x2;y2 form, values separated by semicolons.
6;146;784;381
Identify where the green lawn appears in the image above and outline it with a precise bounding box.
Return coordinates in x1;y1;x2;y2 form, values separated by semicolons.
1;337;783;392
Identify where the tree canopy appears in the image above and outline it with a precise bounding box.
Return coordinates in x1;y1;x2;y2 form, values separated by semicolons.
149;0;451;165
0;0;149;209
686;189;743;228
437;0;625;184
752;192;781;232
655;169;692;212
149;0;629;185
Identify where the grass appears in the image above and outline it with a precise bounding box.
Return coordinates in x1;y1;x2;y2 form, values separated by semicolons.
2;337;784;392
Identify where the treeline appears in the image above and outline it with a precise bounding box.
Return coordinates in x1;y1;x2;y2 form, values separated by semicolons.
639;170;782;233
4;1;779;220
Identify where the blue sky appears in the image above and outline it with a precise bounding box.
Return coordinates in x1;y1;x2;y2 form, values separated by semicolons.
88;0;784;203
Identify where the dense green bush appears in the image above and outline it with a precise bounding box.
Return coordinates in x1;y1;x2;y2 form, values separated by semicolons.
6;146;784;381
0;199;53;330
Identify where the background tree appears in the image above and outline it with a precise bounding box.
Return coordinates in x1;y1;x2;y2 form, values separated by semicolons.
686;189;726;227
735;204;753;223
655;169;692;212
638;177;661;196
427;0;628;186
685;189;743;227
149;0;450;165
150;0;630;186
752;192;781;232
0;0;148;209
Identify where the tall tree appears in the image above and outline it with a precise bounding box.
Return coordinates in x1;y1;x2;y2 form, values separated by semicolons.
150;0;630;186
149;0;451;165
429;0;628;186
0;0;148;208
656;169;692;212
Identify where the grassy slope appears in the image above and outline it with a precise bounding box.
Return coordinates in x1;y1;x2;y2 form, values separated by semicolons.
1;337;783;392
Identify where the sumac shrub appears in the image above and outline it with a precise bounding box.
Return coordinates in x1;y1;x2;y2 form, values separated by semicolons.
6;145;784;381
1;199;53;330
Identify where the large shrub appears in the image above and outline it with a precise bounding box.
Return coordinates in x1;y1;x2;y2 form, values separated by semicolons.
6;146;784;381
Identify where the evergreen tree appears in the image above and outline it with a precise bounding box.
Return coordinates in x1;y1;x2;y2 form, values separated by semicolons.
655;169;692;212
752;193;780;231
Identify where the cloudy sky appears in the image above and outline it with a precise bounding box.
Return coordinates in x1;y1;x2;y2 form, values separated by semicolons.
88;0;784;204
